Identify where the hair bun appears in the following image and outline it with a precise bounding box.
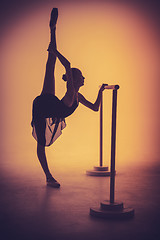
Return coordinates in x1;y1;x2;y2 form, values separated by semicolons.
62;74;67;81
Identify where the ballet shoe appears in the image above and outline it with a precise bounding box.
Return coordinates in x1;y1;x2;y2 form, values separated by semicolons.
46;177;60;188
49;8;58;29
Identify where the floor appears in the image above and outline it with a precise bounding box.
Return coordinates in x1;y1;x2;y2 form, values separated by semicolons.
0;155;160;240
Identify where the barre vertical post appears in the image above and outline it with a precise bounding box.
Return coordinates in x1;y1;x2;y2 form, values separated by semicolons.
110;89;117;203
90;84;135;219
86;84;110;176
100;92;103;167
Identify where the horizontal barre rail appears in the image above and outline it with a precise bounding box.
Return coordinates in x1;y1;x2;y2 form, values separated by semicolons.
104;84;120;90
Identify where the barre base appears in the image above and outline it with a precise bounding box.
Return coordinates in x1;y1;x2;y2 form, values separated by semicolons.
90;200;134;219
86;166;110;176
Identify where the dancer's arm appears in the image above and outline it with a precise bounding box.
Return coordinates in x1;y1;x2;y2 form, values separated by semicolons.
78;84;106;111
51;49;75;106
52;49;71;70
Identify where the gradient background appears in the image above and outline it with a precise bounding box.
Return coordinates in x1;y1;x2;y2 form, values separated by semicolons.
0;0;159;178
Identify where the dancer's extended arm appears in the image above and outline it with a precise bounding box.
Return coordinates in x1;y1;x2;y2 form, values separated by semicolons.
51;48;75;106
78;84;106;111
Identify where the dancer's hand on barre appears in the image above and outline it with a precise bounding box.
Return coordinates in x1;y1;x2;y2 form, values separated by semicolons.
99;84;108;92
79;84;108;111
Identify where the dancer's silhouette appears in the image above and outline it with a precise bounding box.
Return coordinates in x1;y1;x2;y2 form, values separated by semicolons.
31;8;106;188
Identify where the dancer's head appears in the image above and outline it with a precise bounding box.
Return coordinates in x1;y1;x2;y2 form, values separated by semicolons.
62;68;85;90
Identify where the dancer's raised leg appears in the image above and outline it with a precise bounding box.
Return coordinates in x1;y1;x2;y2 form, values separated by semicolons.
41;8;58;95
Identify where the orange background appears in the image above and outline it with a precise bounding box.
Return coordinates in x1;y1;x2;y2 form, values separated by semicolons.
0;0;159;176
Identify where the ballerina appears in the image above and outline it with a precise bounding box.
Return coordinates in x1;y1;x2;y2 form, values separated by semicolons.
31;8;106;188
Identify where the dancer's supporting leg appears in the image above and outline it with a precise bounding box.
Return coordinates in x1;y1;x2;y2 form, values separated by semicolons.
37;141;60;188
35;118;52;178
37;8;60;187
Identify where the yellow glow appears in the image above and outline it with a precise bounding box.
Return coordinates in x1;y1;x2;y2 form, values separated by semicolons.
1;2;159;175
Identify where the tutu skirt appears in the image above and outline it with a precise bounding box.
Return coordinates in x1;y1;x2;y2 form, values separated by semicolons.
31;94;78;146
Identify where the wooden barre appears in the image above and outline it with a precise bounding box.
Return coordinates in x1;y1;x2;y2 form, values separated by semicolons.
103;84;120;90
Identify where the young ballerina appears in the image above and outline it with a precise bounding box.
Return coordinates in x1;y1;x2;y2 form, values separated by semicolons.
31;8;106;188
